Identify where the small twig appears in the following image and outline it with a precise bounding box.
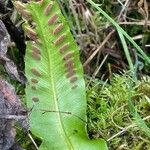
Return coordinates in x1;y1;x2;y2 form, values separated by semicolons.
117;0;130;20
92;54;108;78
107;115;150;142
132;35;143;40
28;133;39;150
40;109;87;123
145;45;150;47
119;21;150;26
0;114;26;120
83;30;115;67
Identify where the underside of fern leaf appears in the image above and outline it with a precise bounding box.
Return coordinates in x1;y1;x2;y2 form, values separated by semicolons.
15;1;107;149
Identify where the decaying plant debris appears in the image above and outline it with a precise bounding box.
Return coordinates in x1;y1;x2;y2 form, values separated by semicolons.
0;20;26;84
0;16;28;150
0;78;28;150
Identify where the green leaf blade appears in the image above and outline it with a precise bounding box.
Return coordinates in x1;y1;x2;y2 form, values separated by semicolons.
15;0;108;149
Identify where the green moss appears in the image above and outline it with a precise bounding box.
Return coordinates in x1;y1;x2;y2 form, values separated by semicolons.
87;72;150;149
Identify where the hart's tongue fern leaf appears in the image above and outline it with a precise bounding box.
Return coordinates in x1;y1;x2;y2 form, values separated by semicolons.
15;1;107;149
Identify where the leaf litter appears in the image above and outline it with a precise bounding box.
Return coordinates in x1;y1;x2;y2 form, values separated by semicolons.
0;20;26;84
0;20;28;150
0;77;28;150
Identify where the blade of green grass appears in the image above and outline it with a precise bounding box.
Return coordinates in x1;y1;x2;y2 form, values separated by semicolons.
127;82;150;138
128;97;150;138
117;29;134;71
87;0;150;64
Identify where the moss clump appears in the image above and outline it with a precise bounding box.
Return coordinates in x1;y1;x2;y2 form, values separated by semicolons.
87;72;150;149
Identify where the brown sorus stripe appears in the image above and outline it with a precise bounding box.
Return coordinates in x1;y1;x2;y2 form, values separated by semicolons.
32;97;39;102
27;33;38;43
26;27;37;37
65;60;74;70
31;78;38;84
38;0;44;5
44;2;53;16
15;1;25;10
35;0;41;1
31;68;41;77
15;3;32;21
63;52;74;61
48;14;58;25
32;46;41;55
60;43;69;54
53;23;64;35
32;51;41;60
28;33;41;44
70;77;78;83
66;70;76;78
21;10;32;21
31;86;36;90
54;34;66;45
72;85;78;89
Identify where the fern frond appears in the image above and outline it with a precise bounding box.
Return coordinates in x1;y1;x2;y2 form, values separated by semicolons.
15;1;107;149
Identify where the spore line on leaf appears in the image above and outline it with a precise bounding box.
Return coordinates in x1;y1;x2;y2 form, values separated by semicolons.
44;2;53;16
48;14;58;25
53;23;64;35
54;34;66;45
60;43;69;53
